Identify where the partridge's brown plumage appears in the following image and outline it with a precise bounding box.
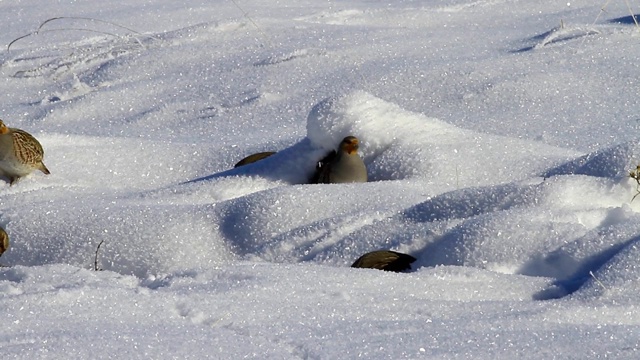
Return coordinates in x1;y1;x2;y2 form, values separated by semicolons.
234;151;276;168
311;136;367;184
351;250;417;272
0;119;50;185
0;227;9;257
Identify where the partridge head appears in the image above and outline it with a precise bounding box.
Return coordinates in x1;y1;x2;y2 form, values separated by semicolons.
311;136;367;184
0;119;50;185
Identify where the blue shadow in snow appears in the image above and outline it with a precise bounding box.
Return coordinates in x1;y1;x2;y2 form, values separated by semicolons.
543;142;635;179
608;15;640;25
182;138;323;185
532;235;640;300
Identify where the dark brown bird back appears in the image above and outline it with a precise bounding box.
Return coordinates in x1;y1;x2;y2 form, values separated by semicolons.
351;250;416;272
234;151;276;168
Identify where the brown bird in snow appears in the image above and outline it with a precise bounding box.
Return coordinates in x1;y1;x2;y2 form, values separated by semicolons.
351;250;417;272
0;227;9;258
311;136;367;184
0;119;50;185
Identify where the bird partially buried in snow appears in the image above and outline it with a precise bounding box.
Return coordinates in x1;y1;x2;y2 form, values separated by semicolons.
234;151;276;168
0;119;50;185
311;136;367;184
351;250;416;272
0;227;9;258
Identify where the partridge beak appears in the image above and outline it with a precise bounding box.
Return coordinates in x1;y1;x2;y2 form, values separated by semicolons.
343;138;359;155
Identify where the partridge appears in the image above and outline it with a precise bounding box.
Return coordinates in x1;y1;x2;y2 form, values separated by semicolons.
351;250;416;272
311;136;367;184
0;119;50;185
234;151;276;168
0;227;8;257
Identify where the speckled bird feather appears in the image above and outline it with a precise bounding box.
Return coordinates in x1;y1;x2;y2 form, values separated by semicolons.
11;128;45;165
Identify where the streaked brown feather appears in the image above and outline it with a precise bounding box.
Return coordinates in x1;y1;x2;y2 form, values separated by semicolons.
11;128;45;165
0;227;9;256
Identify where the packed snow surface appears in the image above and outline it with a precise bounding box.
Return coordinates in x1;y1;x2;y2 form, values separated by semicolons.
1;0;640;358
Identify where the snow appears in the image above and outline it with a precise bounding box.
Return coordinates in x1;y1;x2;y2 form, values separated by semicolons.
1;0;640;358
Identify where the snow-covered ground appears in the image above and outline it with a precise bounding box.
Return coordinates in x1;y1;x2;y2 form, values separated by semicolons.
1;0;640;358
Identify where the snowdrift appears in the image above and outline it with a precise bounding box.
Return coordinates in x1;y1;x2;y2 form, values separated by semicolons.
1;90;639;301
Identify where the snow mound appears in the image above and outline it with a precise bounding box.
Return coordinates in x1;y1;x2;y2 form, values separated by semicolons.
4;91;640;297
183;90;576;187
306;90;576;184
215;181;422;265
544;141;640;179
1;197;233;277
392;153;640;299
